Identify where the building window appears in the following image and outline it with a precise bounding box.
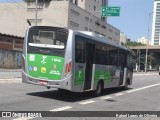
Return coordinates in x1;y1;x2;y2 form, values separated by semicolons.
70;9;80;16
115;32;119;36
154;43;159;45
101;34;105;37
84;27;88;31
108;37;112;40
95;21;100;26
89;29;92;32
101;25;106;29
85;17;89;21
108;29;113;33
95;31;100;34
94;6;96;11
70;21;79;27
85;17;92;22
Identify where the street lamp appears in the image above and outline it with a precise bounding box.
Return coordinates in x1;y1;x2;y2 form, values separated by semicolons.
145;12;154;73
35;0;38;26
88;11;101;31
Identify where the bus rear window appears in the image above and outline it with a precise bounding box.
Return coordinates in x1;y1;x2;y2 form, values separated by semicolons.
28;28;68;49
27;27;68;57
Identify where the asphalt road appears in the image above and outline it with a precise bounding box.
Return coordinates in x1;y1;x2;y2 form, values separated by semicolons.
0;73;160;120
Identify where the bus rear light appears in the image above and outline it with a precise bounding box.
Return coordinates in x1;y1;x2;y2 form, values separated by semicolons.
65;62;72;75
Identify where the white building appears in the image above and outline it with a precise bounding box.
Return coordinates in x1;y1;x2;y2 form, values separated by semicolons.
0;0;120;43
120;32;127;44
151;0;160;45
137;37;149;45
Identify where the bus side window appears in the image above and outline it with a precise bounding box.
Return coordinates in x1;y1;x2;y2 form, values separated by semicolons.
109;50;118;66
95;44;108;65
127;54;133;72
118;50;125;67
75;36;85;63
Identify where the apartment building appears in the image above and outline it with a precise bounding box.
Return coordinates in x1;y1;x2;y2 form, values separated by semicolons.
151;0;160;45
0;0;120;43
138;37;150;45
120;32;127;44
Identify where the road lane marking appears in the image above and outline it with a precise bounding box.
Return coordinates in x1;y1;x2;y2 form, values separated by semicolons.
126;83;160;93
100;96;112;100
0;78;21;83
50;106;72;112
79;100;95;105
12;117;35;120
114;93;125;96
100;83;160;100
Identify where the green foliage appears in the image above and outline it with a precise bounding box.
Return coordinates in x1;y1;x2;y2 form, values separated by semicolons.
23;0;52;2
125;41;146;46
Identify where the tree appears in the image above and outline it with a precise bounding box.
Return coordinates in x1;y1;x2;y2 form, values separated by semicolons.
125;41;146;46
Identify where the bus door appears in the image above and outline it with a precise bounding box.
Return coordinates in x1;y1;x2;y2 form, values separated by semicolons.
84;43;95;90
119;54;125;85
119;66;124;85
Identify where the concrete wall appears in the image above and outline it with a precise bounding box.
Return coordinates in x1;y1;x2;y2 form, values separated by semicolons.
78;0;104;19
0;49;22;68
0;3;28;37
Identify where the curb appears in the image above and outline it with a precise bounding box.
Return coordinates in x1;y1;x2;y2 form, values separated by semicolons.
133;73;159;76
0;78;21;83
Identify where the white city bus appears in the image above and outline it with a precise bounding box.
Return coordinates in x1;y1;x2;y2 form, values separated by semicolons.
22;26;134;95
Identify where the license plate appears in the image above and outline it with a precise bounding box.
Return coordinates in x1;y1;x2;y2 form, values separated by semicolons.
39;80;48;86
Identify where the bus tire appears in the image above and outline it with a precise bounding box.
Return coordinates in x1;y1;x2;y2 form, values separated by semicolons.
94;81;103;96
123;79;129;89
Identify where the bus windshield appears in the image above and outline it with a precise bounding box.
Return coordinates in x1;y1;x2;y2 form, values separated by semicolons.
27;27;68;57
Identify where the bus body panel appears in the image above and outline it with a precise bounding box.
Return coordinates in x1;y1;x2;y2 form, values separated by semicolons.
72;63;86;92
22;27;74;91
92;64;121;90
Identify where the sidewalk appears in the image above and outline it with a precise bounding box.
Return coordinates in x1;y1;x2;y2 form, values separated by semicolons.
133;71;159;75
0;68;22;79
0;68;22;72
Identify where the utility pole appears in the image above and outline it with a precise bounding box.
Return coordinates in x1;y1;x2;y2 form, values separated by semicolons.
138;50;141;72
35;0;38;26
88;11;101;31
145;12;154;73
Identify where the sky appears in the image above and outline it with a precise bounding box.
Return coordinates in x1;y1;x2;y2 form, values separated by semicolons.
0;0;154;41
108;0;154;41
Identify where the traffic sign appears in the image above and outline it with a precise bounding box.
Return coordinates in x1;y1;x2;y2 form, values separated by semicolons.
101;7;120;17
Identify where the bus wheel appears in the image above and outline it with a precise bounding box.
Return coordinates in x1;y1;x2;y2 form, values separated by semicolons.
123;80;129;89
95;82;103;96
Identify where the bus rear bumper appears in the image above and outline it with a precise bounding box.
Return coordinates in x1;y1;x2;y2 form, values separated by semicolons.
22;71;72;90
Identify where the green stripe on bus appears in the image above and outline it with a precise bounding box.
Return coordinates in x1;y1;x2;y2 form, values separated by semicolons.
94;70;111;83
74;70;85;85
27;53;64;80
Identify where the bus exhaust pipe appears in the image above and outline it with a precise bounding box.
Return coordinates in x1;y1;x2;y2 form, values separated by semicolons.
46;86;51;89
